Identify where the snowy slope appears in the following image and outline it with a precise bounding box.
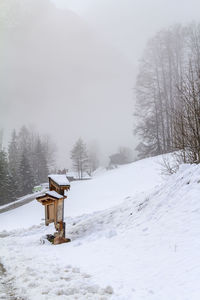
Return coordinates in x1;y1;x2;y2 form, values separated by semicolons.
65;156;163;216
0;156;162;231
1;156;200;300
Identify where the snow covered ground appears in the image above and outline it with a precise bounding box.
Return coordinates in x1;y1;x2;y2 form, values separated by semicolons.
0;155;200;299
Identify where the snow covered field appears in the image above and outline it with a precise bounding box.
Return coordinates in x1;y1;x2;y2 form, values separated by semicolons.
1;155;200;299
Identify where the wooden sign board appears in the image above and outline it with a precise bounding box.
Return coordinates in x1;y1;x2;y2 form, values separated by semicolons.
36;175;71;241
37;193;66;226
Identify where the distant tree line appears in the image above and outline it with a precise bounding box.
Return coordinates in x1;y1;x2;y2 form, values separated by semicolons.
70;138;134;177
0;126;56;205
134;22;200;164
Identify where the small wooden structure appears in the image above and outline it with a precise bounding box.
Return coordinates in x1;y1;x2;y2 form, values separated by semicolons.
36;175;70;243
48;174;70;196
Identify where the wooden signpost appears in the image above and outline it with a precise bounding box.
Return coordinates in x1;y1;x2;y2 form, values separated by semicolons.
36;174;70;244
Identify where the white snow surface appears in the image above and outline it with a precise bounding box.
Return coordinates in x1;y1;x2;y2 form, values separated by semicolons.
48;174;70;186
1;155;200;299
46;190;64;199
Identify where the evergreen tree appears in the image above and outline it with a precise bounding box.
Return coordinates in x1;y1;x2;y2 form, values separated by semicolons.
17;126;31;156
0;129;3;151
19;148;34;195
0;150;10;205
8;129;20;197
87;141;100;175
71;138;88;179
42;135;57;172
0;126;56;201
34;137;48;184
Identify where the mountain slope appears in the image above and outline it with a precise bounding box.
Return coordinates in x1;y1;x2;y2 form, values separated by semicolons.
1;156;200;299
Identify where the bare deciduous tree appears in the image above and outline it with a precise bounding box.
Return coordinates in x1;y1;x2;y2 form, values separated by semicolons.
135;23;200;166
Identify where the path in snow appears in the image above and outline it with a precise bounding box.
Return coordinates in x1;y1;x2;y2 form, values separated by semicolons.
0;261;23;300
0;226;114;300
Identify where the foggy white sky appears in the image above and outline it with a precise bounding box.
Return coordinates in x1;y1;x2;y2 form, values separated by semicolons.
1;0;200;168
52;0;200;64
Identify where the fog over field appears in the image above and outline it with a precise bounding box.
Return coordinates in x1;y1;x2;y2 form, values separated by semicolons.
1;0;200;167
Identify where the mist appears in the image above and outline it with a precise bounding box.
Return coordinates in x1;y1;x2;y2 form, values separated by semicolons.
1;0;200;168
1;1;200;295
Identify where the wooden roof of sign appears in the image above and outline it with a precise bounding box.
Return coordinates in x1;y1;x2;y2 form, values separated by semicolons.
48;175;70;196
36;191;66;205
48;174;70;189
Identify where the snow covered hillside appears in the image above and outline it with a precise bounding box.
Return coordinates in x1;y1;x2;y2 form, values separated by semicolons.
1;156;200;299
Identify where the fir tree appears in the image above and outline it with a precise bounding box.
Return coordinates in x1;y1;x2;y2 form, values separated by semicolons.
8;129;20;197
34;137;48;184
71;138;88;179
0;150;10;205
0;129;3;151
19;148;34;195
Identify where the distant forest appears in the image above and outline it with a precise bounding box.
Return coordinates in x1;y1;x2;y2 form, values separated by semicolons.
135;23;200;165
0;126;55;205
